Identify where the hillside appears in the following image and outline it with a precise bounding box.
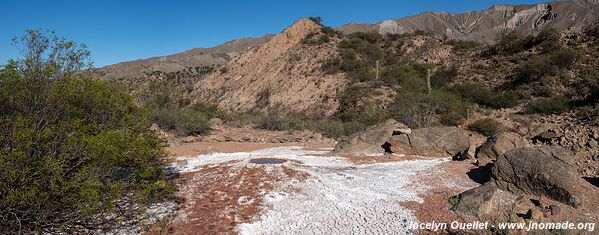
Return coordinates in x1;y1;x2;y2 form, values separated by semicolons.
91;1;599;144
190;19;348;116
337;0;599;42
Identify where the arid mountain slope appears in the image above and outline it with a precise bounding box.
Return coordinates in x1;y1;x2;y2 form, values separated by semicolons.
93;35;273;82
191;19;347;116
337;0;598;42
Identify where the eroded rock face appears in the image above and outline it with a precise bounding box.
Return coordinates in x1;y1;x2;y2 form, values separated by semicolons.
378;20;409;34
491;146;583;208
338;1;599;42
452;183;499;217
386;127;470;157
332;119;407;156
476;132;530;166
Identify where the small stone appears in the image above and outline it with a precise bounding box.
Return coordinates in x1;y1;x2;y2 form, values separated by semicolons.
550;204;561;216
513;196;534;214
541;208;552;218
527;208;544;220
539;196;551;208
588;139;598;149
393;128;412;135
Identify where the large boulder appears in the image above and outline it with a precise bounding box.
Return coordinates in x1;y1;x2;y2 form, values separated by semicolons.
491;146;583;208
332;119;408;156
386;127;470;157
451;182;500;217
475;132;529;166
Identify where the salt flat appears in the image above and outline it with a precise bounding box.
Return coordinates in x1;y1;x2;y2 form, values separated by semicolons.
172;146;446;235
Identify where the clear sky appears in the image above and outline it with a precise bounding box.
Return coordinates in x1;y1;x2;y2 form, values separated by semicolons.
1;0;550;67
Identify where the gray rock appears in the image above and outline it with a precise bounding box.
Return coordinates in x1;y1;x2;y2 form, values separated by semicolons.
451;183;499;217
332;119;407;156
393;128;412;135
588;139;598;149
386;127;470;157
476;132;529;166
491;146;583;208
532;130;561;144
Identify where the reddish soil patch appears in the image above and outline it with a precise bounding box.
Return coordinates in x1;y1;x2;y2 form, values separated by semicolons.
282;166;310;180
171;165;272;234
151;162;309;235
250;158;305;165
401;192;463;235
401;161;480;234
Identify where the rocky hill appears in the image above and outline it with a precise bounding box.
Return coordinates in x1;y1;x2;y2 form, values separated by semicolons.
92;0;599;128
337;0;599;42
190;19;347;116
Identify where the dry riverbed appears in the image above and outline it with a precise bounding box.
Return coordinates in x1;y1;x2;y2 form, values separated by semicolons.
142;140;479;235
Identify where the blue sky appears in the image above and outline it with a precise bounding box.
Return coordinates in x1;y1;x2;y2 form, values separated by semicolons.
1;0;550;67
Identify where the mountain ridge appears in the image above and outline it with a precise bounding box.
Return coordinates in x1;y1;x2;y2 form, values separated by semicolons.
336;0;598;42
94;34;273;82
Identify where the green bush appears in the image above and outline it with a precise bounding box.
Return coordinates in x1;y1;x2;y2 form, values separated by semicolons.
518;48;579;82
468;118;502;136
307;16;323;25
439;112;465;126
446;40;481;52
548;48;579;68
450;83;520;109
150;107;210;136
431;67;457;88
311;120;367;139
497;31;528;54
518;55;555;80
0;30;175;233
190;102;231;120
258;112;285;131
247;110;382;139
0;76;174;233
497;28;558;54
390;90;467;128
337;84;376;114
380;64;426;86
524;96;570;114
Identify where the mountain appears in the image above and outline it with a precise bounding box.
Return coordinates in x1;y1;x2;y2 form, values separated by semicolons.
92;0;599;116
93;35;273;83
337;0;599;42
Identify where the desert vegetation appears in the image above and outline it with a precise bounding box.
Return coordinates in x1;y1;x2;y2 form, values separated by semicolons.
122;22;599;141
467;118;502;136
0;30;174;233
